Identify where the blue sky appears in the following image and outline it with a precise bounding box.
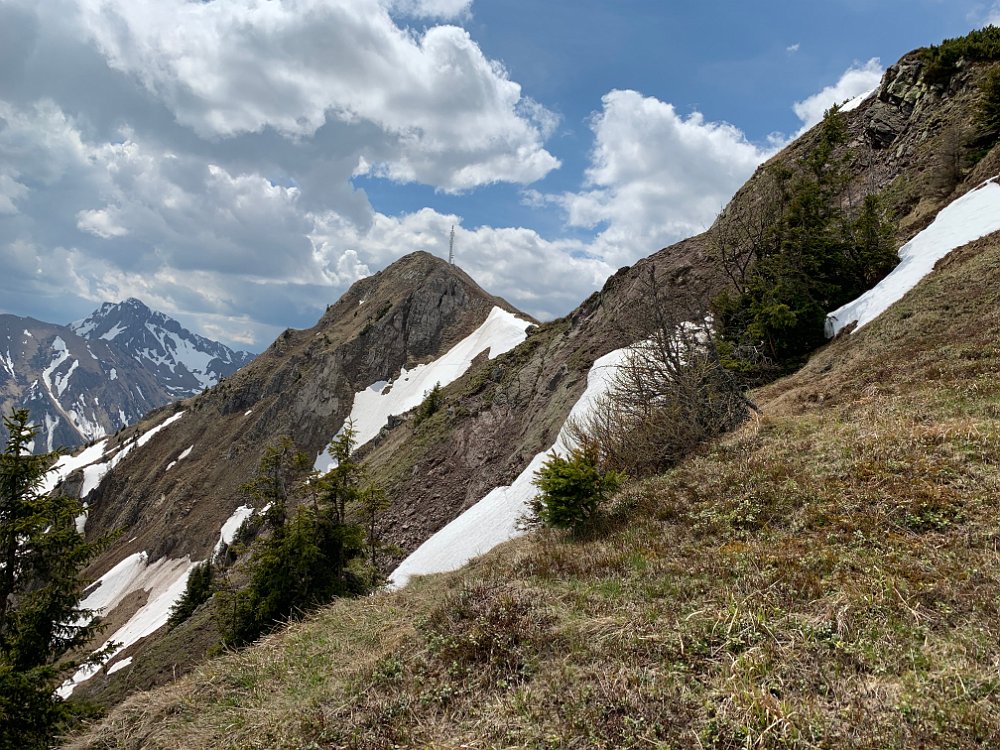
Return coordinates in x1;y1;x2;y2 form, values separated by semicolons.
0;0;997;349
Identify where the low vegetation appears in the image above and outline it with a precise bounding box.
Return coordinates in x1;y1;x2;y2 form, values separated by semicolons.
920;25;1000;86
529;444;625;531
215;426;379;648
65;215;1000;747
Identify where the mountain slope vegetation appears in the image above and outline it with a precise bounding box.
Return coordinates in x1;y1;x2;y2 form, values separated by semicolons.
52;30;1000;744
66;225;1000;750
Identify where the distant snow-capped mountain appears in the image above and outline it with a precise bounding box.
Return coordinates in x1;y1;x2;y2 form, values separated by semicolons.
71;298;254;395
0;300;256;453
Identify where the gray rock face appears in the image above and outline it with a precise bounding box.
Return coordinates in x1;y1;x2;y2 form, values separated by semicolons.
71;298;255;395
866;58;934;149
0;316;169;451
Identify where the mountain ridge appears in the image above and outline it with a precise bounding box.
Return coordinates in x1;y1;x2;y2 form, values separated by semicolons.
0;300;256;453
55;32;1000;740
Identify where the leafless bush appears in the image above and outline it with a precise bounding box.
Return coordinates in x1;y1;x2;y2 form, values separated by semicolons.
573;269;759;477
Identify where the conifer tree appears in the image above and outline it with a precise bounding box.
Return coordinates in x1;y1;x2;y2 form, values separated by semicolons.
0;410;112;750
217;428;371;647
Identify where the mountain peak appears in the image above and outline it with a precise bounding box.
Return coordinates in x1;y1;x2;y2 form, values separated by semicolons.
70;299;254;395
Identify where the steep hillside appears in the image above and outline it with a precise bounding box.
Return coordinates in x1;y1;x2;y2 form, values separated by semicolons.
352;46;1000;574
65;192;1000;750
58;37;1000;718
55;251;533;699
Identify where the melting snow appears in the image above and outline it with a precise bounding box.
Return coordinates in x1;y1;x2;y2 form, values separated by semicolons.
389;346;632;588
40;439;109;495
106;656;133;675
39;411;185;499
214;505;255;556
99;322;127;341
59;555;195;697
314;307;530;472
165;445;192;472
841;88;875;112
827;176;1000;336
1;349;15;379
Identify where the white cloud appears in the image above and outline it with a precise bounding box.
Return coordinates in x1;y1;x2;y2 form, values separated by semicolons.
984;2;1000;26
310;208;610;321
76;208;128;238
551;90;772;267
0;4;901;354
385;0;472;19
0;173;29;215
787;43;801;54
792;58;883;133
73;0;557;191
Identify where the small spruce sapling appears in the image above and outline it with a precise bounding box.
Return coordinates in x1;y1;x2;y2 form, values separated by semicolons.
530;444;625;532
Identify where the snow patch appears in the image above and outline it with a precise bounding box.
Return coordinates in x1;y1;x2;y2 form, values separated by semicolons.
314;307;530;472
167;444;194;472
59;554;196;697
99;322;127;341
389;346;631;588
827;177;1000;336
39;412;185;499
841;87;875;112
106;657;133;675
0;349;16;379
214;505;255;556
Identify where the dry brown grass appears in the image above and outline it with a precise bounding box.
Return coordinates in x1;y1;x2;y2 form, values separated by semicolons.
66;235;1000;749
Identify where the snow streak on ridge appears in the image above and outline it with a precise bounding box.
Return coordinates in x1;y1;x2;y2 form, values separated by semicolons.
314;306;531;472
389;345;632;588
827;176;1000;336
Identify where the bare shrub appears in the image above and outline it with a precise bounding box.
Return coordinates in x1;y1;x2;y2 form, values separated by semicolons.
576;269;760;477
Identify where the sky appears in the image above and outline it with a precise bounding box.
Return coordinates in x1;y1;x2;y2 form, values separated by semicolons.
1;0;998;350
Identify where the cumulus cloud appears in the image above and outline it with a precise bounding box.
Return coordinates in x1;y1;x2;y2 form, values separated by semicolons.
0;1;898;353
310;208;611;321
73;0;557;190
792;58;884;132
547;90;772;267
385;0;473;19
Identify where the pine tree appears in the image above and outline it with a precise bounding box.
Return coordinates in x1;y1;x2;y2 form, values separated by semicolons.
0;410;112;749
217;428;371;647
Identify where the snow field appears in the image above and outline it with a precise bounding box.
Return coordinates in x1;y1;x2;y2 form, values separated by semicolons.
314;306;531;472
389;346;632;588
59;555;196;697
827;176;1000;336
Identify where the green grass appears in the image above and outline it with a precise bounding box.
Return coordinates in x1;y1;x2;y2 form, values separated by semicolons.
66;236;1000;749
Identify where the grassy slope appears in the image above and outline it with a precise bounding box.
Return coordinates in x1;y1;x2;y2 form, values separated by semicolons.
68;233;1000;749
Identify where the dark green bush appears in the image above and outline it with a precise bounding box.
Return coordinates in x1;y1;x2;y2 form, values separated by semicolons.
167;561;214;628
921;26;1000;86
530;445;626;531
413;382;443;425
713;108;897;373
978;66;1000;140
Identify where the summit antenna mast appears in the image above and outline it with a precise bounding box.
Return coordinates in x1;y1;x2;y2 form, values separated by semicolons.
448;225;455;265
